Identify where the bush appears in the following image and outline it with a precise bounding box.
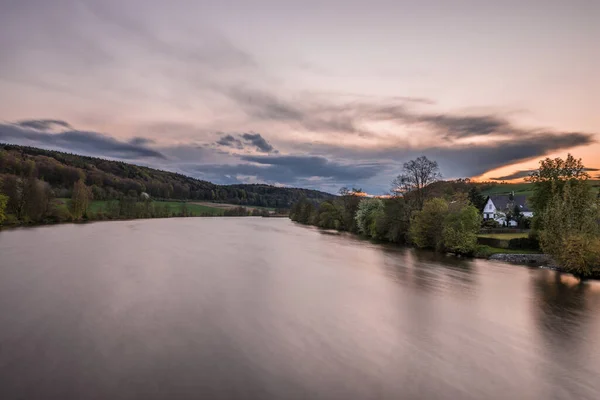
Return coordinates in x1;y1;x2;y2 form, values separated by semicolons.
477;237;509;248
558;235;600;278
508;237;540;250
481;219;500;228
474;245;494;258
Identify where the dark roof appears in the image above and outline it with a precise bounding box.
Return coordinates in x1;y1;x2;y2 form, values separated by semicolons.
488;194;531;212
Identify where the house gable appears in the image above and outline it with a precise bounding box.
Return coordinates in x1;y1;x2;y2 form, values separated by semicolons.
481;193;534;226
482;197;496;220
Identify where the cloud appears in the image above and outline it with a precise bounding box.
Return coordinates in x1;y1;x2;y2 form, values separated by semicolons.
216;134;243;148
129;137;155;146
286;130;595;192
192;156;381;187
240;155;381;181
240;133;275;153
223;86;594;155
412;114;512;139
215;132;276;153
1;113;595;194
0;121;165;159
490;167;600;181
16;119;73;131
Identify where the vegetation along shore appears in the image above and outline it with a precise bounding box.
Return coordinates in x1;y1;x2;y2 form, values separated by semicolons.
290;155;600;280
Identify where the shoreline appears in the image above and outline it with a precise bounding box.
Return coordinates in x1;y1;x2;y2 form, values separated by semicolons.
0;214;281;231
300;222;600;281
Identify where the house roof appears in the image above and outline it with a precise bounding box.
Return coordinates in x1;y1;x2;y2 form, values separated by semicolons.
488;194;531;212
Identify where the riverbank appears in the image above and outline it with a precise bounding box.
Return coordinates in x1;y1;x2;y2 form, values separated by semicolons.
0;198;285;229
301;222;600;281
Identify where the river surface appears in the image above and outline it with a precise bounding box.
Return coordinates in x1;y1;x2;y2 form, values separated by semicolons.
0;218;599;400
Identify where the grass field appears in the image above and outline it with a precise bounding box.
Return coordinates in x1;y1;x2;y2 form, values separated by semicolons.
190;202;275;212
480;183;534;197
480;180;600;197
477;232;528;240
484;247;541;255
57;199;225;216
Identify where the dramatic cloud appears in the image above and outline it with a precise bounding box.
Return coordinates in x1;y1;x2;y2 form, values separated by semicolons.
1;114;595;194
0;122;165;159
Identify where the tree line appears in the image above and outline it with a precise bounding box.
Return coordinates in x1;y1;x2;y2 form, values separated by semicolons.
290;155;600;279
0;144;332;207
0;143;332;225
291;156;484;256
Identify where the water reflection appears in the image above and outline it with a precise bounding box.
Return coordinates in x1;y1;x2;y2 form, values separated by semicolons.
530;270;600;399
0;219;598;400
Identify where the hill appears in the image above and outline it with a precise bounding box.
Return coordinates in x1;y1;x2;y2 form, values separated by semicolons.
0;144;333;208
477;181;600;197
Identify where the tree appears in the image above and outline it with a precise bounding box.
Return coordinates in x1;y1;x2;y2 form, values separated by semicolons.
1;175;26;219
70;179;91;219
391;156;442;209
355;198;384;238
528;154;589;230
23;178;53;222
377;197;412;243
442;202;481;255
290;198;316;224
539;180;600;278
337;187;363;232
468;186;486;211
317;201;344;230
0;193;8;224
409;197;449;250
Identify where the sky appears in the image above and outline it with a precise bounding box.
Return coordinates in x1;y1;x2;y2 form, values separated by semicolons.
0;0;598;194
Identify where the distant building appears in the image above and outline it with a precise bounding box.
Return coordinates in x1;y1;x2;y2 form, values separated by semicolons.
482;193;533;227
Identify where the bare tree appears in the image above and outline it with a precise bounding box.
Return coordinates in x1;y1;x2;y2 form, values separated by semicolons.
391;156;442;209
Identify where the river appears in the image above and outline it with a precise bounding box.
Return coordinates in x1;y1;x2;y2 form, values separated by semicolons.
0;218;599;399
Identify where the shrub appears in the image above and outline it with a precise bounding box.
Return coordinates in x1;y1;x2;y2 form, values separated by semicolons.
507;237;540;250
558;235;600;278
474;245;494;258
477;237;509;249
481;219;500;228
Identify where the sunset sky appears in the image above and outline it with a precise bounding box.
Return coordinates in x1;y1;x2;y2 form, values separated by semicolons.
0;0;598;193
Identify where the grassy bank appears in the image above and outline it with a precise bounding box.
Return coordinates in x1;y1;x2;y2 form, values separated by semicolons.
477;232;528;240
54;198;225;217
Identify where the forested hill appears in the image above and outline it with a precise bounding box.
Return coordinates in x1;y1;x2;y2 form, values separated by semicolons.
0;144;333;208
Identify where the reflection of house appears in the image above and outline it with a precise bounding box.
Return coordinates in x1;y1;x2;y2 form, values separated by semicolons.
482;193;533;226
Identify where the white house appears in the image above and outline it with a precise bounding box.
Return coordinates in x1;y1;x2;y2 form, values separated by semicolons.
482;193;533;227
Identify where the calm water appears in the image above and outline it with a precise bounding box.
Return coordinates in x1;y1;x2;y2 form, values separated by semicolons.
0;218;599;400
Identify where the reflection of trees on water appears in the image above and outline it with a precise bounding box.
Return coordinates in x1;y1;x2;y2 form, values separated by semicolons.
532;270;588;342
378;246;476;295
530;270;600;399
